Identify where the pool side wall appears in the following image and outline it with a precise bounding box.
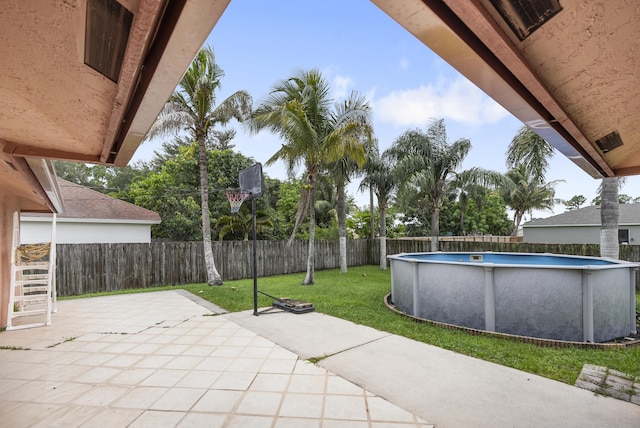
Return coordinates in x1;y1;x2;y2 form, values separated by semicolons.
389;253;636;343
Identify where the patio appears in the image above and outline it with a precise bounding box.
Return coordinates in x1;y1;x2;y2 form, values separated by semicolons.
0;290;432;427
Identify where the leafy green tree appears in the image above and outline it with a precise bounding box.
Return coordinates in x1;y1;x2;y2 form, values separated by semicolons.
217;205;274;241
506;126;554;183
359;144;398;269
501;164;561;235
389;119;501;251
130;144;258;241
249;69;370;284
564;195;587;211
440;191;512;236
146;46;252;286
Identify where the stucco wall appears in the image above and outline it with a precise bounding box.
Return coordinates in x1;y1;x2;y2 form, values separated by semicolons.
0;188;20;328
20;219;152;244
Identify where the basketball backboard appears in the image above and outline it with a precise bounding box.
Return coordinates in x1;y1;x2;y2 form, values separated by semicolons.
239;163;264;198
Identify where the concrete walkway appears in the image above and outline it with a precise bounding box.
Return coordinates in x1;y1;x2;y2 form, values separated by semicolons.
230;310;640;428
1;290;638;427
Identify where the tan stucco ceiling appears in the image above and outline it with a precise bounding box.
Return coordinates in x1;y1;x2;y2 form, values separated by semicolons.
371;0;640;179
0;0;229;212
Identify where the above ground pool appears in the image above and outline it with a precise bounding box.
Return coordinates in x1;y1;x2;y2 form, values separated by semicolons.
387;252;639;343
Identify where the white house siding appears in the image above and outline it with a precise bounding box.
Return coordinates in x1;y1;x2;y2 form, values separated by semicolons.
524;225;640;245
20;218;152;244
523;225;600;244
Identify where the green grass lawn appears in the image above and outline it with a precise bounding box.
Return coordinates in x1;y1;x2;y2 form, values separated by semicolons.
64;265;640;385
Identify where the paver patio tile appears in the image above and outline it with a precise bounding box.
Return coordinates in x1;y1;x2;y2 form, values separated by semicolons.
128;409;186;427
260;358;297;374
104;354;144;368
211;371;257;390
326;374;365;395
75;366;121;383
182;344;214;356
30;404;102;428
192;389;243;412
272;417;321;428
177;412;227;428
139;368;188;387
287;373;326;394
235;390;283;415
175;370;221;388
112;386;168;409
72;384;130;406
1;402;66;427
323;394;368;420
5;379;58;401
134;354;174;368
81;407;143;428
194;356;234;371
278;392;324;418
322;421;369;428
151;387;207;411
224;414;274;428
249;373;291;392
34;381;94;404
226;357;265;372
109;368;155;385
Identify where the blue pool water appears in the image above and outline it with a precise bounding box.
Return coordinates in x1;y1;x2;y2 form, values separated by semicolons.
400;252;614;266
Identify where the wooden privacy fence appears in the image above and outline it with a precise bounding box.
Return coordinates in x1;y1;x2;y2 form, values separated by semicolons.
55;239;640;296
56;240;371;296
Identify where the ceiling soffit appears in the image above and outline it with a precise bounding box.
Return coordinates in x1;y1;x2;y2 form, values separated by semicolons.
372;0;640;179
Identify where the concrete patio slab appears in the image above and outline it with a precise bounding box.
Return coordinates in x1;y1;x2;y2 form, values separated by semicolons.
0;291;432;427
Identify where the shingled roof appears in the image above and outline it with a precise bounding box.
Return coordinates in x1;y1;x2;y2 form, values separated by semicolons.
25;179;160;223
524;204;640;227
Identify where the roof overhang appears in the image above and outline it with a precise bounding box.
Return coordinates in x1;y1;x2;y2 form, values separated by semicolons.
1;0;230;213
371;0;640;179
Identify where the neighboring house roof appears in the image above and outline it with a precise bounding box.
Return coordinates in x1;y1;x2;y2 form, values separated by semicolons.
23;179;160;224
524;205;640;228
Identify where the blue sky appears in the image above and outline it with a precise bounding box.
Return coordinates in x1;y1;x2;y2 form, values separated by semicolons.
134;0;640;218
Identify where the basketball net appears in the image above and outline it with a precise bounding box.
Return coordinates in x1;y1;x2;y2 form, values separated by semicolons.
226;190;251;213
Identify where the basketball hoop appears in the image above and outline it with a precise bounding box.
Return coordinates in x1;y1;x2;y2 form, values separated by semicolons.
226;190;250;213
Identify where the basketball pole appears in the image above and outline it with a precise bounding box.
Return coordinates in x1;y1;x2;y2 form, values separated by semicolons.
252;196;258;316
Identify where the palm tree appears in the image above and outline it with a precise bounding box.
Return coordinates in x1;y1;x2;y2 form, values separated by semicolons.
217;205;274;241
599;177;620;259
249;69;371;284
506;126;554;183
501;164;562;234
146;46;252;285
389;119;498;252
359;144;397;269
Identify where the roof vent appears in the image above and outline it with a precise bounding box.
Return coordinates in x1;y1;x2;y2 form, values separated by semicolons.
595;131;624;153
490;0;562;41
84;0;133;82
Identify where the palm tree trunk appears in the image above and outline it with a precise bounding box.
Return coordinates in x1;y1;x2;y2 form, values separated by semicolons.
512;212;523;237
286;187;309;247
302;174;316;285
430;206;439;252
198;139;223;286
600;177;619;259
379;202;387;270
337;180;347;273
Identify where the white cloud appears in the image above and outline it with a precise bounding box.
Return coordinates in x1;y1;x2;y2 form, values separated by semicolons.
332;75;353;99
374;77;510;127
